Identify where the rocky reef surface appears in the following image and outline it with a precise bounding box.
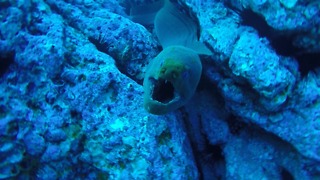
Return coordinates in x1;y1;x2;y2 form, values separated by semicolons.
0;0;319;179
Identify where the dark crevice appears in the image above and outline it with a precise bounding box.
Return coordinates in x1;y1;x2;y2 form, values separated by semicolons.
70;109;82;120
280;167;294;180
203;143;224;163
197;69;217;91
88;37;109;54
228;7;320;77
0;51;15;78
0;1;11;9
197;137;226;180
182;109;226;180
89;37;145;85
116;60;143;85
296;53;320;77
19;154;40;177
226;114;247;135
239;9;300;56
151;78;174;103
179;109;204;179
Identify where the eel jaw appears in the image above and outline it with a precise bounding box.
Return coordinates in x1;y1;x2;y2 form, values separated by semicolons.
149;77;180;104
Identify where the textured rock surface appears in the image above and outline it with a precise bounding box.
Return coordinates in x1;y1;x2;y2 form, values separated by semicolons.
0;0;319;179
0;0;196;178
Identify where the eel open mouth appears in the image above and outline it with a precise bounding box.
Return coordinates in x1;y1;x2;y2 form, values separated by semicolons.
150;78;177;104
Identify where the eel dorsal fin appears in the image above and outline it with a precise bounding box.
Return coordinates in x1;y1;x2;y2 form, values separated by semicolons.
154;0;212;55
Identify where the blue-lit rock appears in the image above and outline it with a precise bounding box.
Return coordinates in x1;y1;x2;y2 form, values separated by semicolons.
23;131;46;156
0;0;319;179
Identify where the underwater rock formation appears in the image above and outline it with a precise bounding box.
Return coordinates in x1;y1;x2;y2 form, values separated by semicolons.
0;0;319;179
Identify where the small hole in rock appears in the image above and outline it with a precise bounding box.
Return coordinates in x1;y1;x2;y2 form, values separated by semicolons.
0;51;15;77
280;167;294;180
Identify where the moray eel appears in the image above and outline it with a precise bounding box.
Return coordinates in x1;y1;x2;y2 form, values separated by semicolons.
154;0;212;54
129;0;165;26
140;0;211;114
143;46;202;115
